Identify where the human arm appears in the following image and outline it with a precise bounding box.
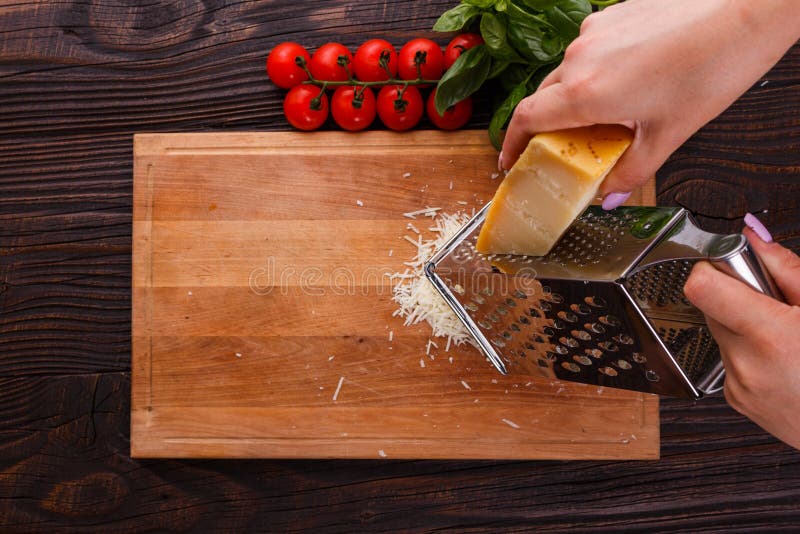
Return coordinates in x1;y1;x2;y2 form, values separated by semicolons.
684;219;800;450
499;0;800;208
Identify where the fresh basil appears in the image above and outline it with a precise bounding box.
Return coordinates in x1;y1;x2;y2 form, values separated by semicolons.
505;2;561;63
519;0;561;9
488;78;530;150
433;0;621;147
433;4;481;32
480;12;525;62
499;63;535;91
435;45;493;114
465;0;499;8
488;59;511;79
487;59;559;149
544;0;591;42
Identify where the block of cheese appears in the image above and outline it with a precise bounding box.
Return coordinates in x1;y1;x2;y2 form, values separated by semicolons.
476;124;633;256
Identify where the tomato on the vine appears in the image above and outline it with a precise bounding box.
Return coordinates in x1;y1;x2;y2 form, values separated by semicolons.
426;90;472;130
376;85;423;131
443;33;484;70
267;42;311;89
331;86;376;131
398;38;444;82
309;42;353;82
353;39;398;82
283;85;329;131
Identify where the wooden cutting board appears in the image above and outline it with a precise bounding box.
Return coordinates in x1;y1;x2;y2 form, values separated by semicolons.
132;130;659;460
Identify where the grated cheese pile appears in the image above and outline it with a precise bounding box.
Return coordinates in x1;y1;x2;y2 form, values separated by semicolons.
391;210;473;351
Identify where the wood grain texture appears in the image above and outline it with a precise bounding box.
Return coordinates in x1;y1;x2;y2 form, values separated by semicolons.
131;131;658;459
1;0;799;530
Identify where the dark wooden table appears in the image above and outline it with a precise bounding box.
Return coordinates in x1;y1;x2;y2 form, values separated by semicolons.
2;1;799;531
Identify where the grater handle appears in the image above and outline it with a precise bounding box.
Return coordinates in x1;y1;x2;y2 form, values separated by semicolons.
709;238;784;302
699;238;785;394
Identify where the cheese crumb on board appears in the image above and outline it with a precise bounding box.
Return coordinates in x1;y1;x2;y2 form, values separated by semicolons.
403;206;441;219
501;418;520;429
332;376;344;401
356;199;364;206
477;124;633;256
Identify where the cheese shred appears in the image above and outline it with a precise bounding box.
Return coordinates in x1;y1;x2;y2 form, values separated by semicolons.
332;376;344;401
391;210;472;352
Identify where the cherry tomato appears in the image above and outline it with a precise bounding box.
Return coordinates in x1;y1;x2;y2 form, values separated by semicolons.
398;38;444;82
266;42;311;89
309;42;353;82
353;39;398;82
283;85;329;131
443;33;484;70
331;86;376;131
426;90;473;130
376;85;423;131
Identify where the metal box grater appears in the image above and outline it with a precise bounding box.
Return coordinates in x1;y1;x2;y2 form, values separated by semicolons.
425;205;782;398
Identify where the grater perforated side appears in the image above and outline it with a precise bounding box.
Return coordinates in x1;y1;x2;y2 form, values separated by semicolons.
426;204;722;398
624;260;720;386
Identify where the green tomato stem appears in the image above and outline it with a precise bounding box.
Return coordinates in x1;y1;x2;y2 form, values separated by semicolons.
309;82;327;110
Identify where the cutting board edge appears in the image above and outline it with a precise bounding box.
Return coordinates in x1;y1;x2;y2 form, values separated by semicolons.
130;412;660;460
132;129;495;156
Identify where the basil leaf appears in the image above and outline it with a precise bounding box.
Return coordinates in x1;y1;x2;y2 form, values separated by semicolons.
506;19;552;63
433;4;481;32
488;78;530;150
499;63;534;91
464;0;497;8
480;12;524;62
544;0;591;41
488;59;511;79
519;0;561;10
527;61;558;92
495;0;509;11
505;2;560;63
541;33;564;57
434;45;492;114
508;1;555;30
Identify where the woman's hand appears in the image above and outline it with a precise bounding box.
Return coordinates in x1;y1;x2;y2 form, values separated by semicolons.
500;0;800;209
684;217;800;450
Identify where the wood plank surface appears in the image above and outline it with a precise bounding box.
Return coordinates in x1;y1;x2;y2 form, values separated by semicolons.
2;0;800;530
132;130;658;459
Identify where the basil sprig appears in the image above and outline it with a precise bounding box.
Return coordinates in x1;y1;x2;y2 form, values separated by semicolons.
434;0;617;149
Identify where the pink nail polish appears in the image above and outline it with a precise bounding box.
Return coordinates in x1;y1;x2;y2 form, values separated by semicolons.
497;151;504;172
601;191;631;211
744;212;773;243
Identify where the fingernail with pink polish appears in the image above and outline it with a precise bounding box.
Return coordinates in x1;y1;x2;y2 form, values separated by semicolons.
744;212;773;243
601;191;631;211
497;151;504;172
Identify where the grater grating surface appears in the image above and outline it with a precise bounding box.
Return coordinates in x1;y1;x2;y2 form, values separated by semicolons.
426;204;781;399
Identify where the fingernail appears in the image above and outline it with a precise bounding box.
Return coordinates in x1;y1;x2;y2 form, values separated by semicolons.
744;212;773;243
498;151;504;172
601;191;631;211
